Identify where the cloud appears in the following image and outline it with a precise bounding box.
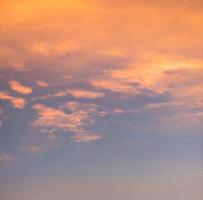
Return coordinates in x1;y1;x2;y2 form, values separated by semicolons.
0;0;202;99
160;68;203;99
31;102;103;142
65;101;81;111
72;133;101;143
143;101;188;110
1;0;202;75
91;79;143;94
53;89;104;99
32;88;104;101
27;146;42;154
66;89;104;99
135;92;203;135
0;0;202;157
113;108;124;114
21;144;57;154
36;81;49;88
32;104;86;133
9;80;33;94
0;91;26;109
0;108;2;127
0;153;12;161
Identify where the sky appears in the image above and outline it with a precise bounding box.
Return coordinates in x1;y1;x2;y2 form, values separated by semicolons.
0;0;203;199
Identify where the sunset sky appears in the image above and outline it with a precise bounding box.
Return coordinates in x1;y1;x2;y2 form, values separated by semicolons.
0;0;203;199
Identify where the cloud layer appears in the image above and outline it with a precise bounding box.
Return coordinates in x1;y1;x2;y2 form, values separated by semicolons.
0;0;202;158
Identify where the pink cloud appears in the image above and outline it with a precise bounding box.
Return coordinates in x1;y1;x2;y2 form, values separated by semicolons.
9;80;32;94
36;81;49;88
113;108;124;114
67;89;104;99
72;133;101;143
27;146;43;154
31;102;103;143
32;89;104;102
32;104;88;132
51;89;104;99
0;153;12;161
65;101;81;111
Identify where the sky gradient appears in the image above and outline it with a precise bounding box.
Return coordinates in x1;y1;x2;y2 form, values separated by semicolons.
0;0;203;200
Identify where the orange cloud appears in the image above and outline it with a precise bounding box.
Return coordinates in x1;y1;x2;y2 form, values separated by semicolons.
9;80;32;94
0;91;26;109
0;0;202;106
1;0;202;71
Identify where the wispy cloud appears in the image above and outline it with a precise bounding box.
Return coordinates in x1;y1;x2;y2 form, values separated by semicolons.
9;80;32;94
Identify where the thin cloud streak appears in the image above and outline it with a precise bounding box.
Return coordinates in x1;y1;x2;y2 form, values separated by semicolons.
36;81;49;88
